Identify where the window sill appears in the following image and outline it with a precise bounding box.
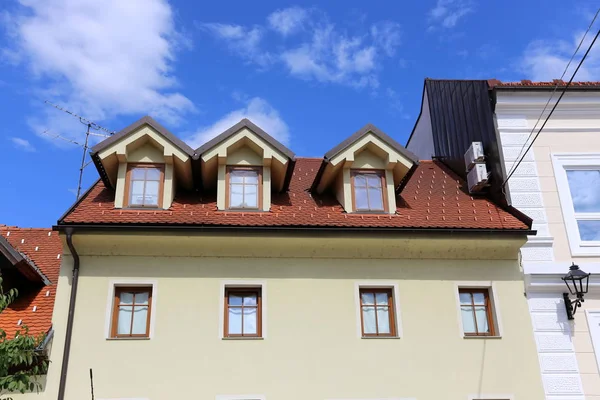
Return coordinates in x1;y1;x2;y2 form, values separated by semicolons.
121;207;164;211
106;337;151;341
350;211;391;215
462;335;502;340
361;336;400;339
222;337;264;340
218;210;268;213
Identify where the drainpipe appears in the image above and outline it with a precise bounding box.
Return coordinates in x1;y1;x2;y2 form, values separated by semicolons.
57;229;81;400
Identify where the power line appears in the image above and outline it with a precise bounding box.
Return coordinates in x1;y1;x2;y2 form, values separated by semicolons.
503;25;600;187
504;7;600;181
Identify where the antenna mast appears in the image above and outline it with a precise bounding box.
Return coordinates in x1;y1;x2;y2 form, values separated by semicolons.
43;101;114;199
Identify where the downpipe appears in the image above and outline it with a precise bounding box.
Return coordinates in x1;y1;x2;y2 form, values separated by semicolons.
57;229;80;400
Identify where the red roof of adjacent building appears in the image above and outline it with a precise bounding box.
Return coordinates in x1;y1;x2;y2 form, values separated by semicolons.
489;79;600;88
0;227;61;337
60;158;529;231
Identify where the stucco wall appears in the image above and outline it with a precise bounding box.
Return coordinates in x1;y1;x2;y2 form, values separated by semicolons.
25;234;545;400
496;90;600;400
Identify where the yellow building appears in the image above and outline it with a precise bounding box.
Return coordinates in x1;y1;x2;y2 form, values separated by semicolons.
24;116;544;400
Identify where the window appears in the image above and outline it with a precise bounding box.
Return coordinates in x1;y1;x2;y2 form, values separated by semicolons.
224;287;262;337
125;164;163;207
459;288;495;337
351;170;385;212
566;169;600;241
111;287;152;338
359;288;396;337
227;167;261;209
552;154;600;256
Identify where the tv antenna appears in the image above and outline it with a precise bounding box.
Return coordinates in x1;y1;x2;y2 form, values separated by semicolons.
43;101;115;199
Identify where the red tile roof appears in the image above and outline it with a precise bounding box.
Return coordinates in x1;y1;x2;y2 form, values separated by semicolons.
0;227;61;337
489;79;600;88
61;159;529;231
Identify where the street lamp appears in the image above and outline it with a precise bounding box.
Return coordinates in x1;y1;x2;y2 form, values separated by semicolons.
562;263;590;320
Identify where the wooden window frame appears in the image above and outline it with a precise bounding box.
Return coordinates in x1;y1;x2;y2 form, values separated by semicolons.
359;287;396;337
123;163;165;208
224;287;262;338
225;166;263;210
110;286;153;338
350;169;388;212
459;288;496;337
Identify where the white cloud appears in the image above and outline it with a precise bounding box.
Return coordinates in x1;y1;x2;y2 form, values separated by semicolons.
371;21;401;56
518;32;600;81
268;7;307;36
188;97;289;148
201;23;272;67
428;0;473;29
386;88;409;119
3;0;194;140
10;137;35;152
201;8;401;89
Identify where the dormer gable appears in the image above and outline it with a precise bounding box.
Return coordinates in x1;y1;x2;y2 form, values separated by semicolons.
312;123;419;214
90;116;196;210
196;119;295;211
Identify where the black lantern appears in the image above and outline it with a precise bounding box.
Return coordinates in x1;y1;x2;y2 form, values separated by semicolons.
562;263;590;320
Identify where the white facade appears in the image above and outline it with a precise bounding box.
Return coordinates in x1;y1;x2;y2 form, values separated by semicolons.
495;88;600;400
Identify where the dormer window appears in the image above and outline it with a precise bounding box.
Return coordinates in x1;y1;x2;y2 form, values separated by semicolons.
227;167;261;210
196;119;295;212
125;163;164;208
352;170;385;212
311;123;419;214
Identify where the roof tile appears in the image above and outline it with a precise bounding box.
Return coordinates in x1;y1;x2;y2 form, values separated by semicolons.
0;228;61;337
61;159;528;231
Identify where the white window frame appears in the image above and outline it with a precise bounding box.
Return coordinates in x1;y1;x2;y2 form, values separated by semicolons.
354;281;403;339
454;282;503;339
553;153;600;256
216;395;266;400
104;280;158;340
467;396;514;400
219;280;267;339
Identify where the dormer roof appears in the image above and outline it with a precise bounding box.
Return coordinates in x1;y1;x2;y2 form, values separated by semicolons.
196;118;295;193
323;123;418;163
196;118;295;160
311;123;420;194
90;116;197;190
91;115;196;157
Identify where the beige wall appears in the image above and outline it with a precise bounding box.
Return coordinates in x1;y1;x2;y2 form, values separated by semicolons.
24;233;545;400
532;125;600;263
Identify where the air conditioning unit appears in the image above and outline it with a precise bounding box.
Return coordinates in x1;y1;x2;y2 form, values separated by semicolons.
464;142;484;171
467;163;489;193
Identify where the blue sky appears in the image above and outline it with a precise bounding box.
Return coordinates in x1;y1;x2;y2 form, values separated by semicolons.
0;0;597;227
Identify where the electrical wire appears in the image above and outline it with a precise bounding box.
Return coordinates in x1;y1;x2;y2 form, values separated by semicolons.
504;7;600;181
503;25;600;187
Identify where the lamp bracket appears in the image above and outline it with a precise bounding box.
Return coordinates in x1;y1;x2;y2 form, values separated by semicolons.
563;292;584;320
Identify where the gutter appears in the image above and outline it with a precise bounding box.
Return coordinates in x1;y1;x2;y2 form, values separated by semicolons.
57;229;81;400
54;223;536;237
